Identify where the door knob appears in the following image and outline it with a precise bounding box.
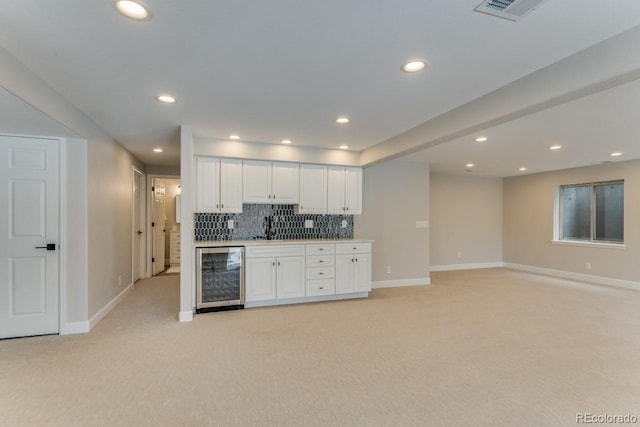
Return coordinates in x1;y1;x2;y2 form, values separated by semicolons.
35;243;56;251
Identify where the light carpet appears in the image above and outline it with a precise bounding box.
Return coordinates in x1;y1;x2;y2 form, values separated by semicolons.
1;268;639;426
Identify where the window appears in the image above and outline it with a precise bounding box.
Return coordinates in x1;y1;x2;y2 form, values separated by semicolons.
560;181;624;244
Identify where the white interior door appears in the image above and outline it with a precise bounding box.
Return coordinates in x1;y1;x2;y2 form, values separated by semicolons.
152;181;166;275
0;135;59;339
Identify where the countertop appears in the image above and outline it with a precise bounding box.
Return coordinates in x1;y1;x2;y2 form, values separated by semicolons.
194;238;373;247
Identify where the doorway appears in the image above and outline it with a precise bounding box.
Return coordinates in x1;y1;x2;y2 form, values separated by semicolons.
0;135;60;338
149;177;181;276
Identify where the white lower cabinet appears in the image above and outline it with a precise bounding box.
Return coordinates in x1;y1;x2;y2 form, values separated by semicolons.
245;257;276;301
335;243;372;294
245;245;305;302
276;256;305;299
245;241;371;305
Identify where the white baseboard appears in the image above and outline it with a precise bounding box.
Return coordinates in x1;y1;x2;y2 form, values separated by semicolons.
60;321;90;335
88;282;135;330
179;310;193;322
372;277;431;289
430;262;504;272
503;263;640;291
245;292;369;308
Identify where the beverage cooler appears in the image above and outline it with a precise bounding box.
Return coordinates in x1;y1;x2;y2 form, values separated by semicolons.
196;246;244;312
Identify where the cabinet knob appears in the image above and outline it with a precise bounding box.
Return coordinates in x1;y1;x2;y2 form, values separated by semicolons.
319;286;324;290
346;207;349;211
221;204;224;209
278;261;280;266
272;262;275;266
319;272;324;275
319;260;323;263
355;258;358;262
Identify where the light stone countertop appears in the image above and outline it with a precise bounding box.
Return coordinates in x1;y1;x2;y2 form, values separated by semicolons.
194;238;373;247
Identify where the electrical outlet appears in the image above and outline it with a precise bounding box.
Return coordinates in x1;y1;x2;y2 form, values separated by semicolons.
386;266;392;274
304;219;313;228
586;262;592;270
341;219;347;228
227;219;234;229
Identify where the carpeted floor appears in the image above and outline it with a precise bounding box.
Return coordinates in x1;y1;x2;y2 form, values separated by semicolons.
1;268;639;426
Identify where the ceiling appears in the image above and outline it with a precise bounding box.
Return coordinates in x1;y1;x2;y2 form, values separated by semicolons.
0;1;640;175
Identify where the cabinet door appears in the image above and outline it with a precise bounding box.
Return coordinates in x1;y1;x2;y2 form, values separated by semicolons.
297;164;327;214
220;158;243;213
345;167;362;215
243;160;272;203
196;157;220;212
327;166;346;214
245;257;276;301
276;256;305;299
353;253;371;292
272;162;300;204
335;254;354;294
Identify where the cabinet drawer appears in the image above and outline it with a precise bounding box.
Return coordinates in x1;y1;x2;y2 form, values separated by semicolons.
335;242;371;254
306;244;335;255
246;245;305;258
306;278;335;296
305;255;334;268
306;266;334;280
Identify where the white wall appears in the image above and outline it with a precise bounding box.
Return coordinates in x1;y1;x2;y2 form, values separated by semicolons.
354;159;430;285
1;45;145;330
503;159;640;284
87;139;144;318
430;173;503;269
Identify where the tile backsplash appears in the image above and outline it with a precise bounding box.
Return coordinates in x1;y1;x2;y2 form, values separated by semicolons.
194;204;353;241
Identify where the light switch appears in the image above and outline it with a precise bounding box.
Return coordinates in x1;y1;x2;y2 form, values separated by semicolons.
304;219;313;228
227;220;234;229
416;220;429;229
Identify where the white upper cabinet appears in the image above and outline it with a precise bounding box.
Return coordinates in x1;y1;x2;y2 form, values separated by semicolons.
196;156;219;212
243;160;299;204
242;160;272;203
219;159;243;213
345;167;362;214
296;164;327;214
272;162;300;203
327;166;362;215
195;157;243;213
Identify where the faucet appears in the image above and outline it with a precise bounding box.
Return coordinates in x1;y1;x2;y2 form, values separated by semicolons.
265;215;277;240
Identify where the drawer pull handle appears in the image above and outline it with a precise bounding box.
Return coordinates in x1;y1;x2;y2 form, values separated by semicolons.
319;272;324;275
319;286;324;290
353;247;357;250
319;260;323;263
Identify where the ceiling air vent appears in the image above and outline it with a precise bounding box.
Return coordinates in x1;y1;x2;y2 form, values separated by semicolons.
474;0;548;21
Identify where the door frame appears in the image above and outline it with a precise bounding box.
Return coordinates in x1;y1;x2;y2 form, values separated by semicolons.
145;174;180;278
132;166;146;282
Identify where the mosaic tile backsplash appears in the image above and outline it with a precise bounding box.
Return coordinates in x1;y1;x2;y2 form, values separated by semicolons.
194;204;353;241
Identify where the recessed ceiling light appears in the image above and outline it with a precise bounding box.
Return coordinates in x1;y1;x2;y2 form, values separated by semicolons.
401;59;427;73
281;139;292;145
465;163;475;168
115;0;151;20
153;148;163;153
229;135;240;140
549;145;562;150
610;152;623;157
156;94;176;104
336;117;350;124
474;136;488;142
519;167;527;172
339;145;349;150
